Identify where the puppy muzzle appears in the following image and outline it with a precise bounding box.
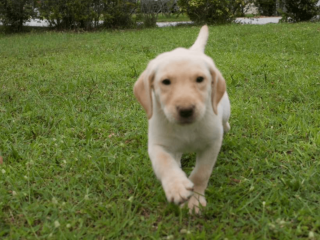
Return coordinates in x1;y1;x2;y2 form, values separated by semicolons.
176;105;196;124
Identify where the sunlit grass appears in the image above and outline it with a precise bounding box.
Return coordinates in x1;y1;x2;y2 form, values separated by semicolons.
0;23;320;239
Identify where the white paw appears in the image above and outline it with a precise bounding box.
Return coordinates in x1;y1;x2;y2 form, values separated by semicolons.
184;194;207;214
162;174;194;205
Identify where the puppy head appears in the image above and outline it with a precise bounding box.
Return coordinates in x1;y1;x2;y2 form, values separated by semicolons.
134;25;226;124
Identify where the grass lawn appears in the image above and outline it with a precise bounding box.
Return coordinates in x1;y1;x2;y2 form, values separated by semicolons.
0;23;320;239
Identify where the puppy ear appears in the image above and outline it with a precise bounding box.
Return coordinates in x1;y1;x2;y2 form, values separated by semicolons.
133;69;154;119
189;25;209;53
211;69;226;115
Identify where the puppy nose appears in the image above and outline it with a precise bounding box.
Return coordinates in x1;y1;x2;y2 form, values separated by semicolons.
178;106;194;118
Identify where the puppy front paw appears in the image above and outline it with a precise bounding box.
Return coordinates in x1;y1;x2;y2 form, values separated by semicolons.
185;194;207;214
162;175;194;205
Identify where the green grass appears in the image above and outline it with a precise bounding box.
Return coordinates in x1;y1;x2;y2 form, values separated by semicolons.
0;23;320;239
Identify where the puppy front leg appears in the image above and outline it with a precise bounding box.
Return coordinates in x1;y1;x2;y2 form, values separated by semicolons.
187;139;222;213
149;145;194;205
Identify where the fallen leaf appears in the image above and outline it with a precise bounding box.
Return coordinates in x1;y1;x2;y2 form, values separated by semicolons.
230;178;241;183
108;133;115;138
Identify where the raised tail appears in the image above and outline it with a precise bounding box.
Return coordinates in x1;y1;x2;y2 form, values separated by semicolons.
189;25;209;53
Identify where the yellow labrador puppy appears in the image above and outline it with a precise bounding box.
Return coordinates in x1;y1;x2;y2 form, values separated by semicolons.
134;25;231;213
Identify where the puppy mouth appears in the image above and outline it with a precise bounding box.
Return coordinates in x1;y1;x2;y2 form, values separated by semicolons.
177;117;195;125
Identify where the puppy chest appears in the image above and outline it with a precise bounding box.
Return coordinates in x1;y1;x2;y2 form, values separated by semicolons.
152;126;222;152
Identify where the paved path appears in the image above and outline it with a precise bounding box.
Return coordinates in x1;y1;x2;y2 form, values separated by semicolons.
156;21;193;27
235;17;282;25
157;17;282;26
1;17;282;28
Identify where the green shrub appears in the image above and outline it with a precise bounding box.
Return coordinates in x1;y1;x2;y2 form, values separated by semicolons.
178;0;246;24
139;0;159;28
254;0;277;16
38;0;99;30
101;0;137;28
281;0;320;22
0;0;36;32
141;13;158;27
38;0;137;30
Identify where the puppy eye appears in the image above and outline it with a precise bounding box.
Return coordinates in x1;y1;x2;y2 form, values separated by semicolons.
162;79;171;85
196;77;204;83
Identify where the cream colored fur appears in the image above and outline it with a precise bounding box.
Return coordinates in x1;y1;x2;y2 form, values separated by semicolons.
134;25;231;214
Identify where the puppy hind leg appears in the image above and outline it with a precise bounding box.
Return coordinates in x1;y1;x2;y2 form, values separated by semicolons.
223;122;230;133
186;139;222;214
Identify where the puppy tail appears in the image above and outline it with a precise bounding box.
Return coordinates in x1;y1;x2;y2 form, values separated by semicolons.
189;25;209;53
